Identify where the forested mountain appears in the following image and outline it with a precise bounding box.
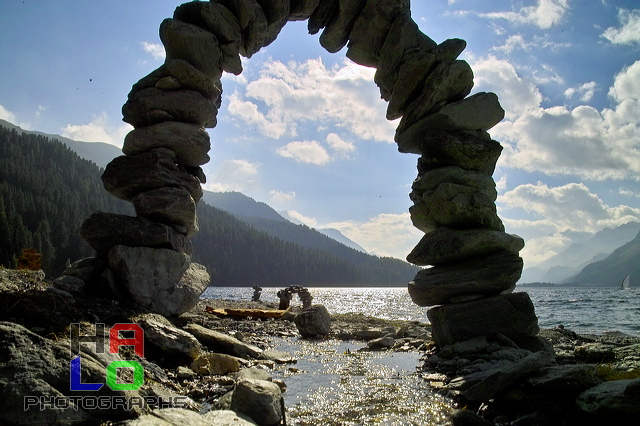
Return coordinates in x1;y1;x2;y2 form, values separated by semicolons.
0;124;419;286
0;126;132;275
565;229;640;287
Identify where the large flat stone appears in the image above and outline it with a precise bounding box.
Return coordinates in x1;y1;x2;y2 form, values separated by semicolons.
412;166;498;200
108;246;209;316
289;0;322;21
215;0;268;57
386;51;437;120
80;212;192;255
102;149;203;202
183;323;263;359
123;122;211;167
132;187;198;237
407;227;524;266
427;292;540;346
408;251;523;306
308;0;339;34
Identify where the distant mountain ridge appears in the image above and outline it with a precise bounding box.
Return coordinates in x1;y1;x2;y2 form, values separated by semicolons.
520;221;640;283
0;119;121;169
565;229;640;286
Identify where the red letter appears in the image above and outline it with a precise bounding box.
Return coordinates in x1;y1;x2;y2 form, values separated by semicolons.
109;324;144;357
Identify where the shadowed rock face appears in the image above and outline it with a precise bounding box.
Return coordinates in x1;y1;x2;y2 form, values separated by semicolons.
79;1;534;334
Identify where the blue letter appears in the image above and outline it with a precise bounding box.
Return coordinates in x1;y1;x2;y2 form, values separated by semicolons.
69;356;103;391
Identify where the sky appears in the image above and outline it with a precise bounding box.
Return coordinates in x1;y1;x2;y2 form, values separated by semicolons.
1;0;639;268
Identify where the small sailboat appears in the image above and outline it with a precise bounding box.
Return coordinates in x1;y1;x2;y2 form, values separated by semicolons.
621;275;630;290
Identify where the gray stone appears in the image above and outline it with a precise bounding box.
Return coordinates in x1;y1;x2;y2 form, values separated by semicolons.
176;366;197;379
123;122;211;167
137;315;201;360
407;227;525;266
409;92;505;134
127;408;257;425
409;182;504;233
450;409;494;426
237;367;273;382
108;246;209;316
294;304;332;338
215;0;267;58
101;149;203;202
230;379;283;426
160;18;223;81
375;14;437;101
183;323;263;359
260;349;296;364
289;0;322;21
52;275;86;295
132;187;198;236
367;336;396;350
427;293;540;346
450;336;489;356
399;130;502;175
122;87;219;128
528;364;602;393
80;212;192;255
257;0;290;46
576;378;640;421
408;251;523;306
448;351;553;401
346;0;410;67
412;166;498;200
130;59;222;100
574;343;617;363
386;51;437;120
0;322;144;425
44;286;75;304
396;60;474;136
173;1;244;73
354;328;385;340
190;352;241;375
319;0;366;53
434;38;467;61
62;257;97;282
308;0;339;34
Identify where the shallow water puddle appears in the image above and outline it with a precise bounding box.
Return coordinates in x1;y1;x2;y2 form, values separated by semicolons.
272;338;453;425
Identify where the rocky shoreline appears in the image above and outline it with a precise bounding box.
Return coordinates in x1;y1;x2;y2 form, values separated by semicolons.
1;268;639;425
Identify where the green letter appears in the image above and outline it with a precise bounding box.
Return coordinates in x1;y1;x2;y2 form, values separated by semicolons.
106;360;144;391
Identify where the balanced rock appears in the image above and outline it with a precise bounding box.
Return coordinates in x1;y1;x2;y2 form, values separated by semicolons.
80;212;192;255
434;38;467;61
405;130;502;174
386;51;437;120
407;227;525;266
405;92;505;134
102;149;203;202
214;0;267;58
257;0;290;47
122;87;219;128
294;305;332;338
408;250;523;306
108;246;209;317
319;0;367;53
132;186;198;236
308;0;339;34
289;0;322;21
130;59;222;100
427;292;540;346
409;182;504;233
412;166;498;200
346;0;410;67
375;13;437;101
160;18;223;81
396;60;474;135
123;122;211;167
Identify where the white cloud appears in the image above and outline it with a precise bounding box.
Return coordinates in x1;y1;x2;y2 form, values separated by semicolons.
326;213;423;259
492;34;571;54
471;56;543;119
608;60;640;103
61;112;131;147
498;182;640;266
286;210;318;227
601;9;640;45
564;81;597;102
326;133;355;156
0;104;17;123
35;105;47;118
478;0;571;29
226;58;396;143
269;190;296;203
492;34;532;53
205;159;259;192
277;140;330;165
140;41;165;60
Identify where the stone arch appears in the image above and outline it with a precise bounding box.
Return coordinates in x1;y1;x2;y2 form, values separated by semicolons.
81;0;539;345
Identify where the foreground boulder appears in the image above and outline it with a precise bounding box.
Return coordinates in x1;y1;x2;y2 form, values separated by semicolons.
294;305;332;338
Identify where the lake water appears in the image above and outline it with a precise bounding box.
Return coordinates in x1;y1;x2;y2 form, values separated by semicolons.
201;286;640;336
